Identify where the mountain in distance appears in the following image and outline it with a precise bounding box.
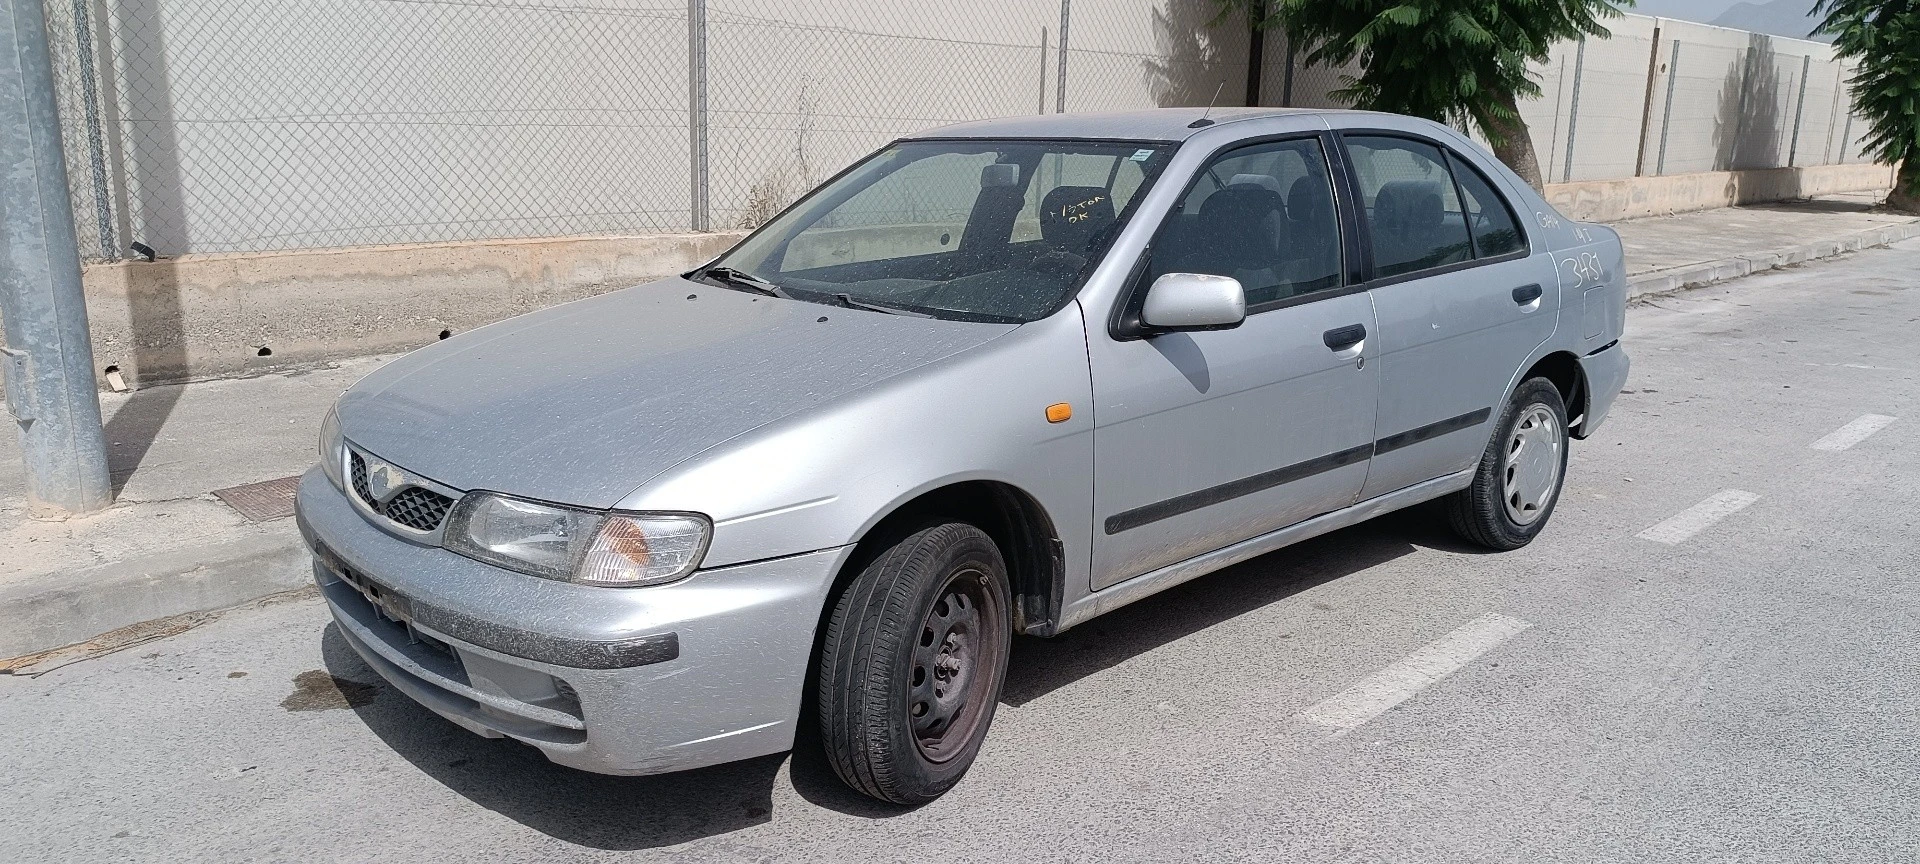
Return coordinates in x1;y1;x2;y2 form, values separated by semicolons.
1710;0;1833;42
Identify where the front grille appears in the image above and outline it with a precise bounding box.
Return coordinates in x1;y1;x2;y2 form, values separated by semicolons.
385;487;454;531
349;451;456;532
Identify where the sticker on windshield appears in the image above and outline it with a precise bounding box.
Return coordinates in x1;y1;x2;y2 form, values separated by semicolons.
1130;149;1153;162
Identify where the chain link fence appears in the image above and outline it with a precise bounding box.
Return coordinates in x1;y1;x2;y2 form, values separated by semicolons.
39;3;1884;263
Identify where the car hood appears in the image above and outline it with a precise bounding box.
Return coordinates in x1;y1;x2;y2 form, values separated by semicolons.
337;278;1018;508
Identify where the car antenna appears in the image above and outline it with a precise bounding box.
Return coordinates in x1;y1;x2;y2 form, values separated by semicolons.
1188;81;1225;128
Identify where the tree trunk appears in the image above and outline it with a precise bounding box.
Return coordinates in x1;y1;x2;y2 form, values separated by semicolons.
1486;90;1545;192
1891;158;1920;214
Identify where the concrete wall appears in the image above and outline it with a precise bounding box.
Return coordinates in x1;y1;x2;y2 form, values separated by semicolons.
69;233;742;387
1543;162;1895;223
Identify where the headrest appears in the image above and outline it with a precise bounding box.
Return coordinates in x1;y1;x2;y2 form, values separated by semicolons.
1194;185;1284;269
1288;175;1333;224
1375;180;1444;229
1228;173;1286;194
1040;186;1116;249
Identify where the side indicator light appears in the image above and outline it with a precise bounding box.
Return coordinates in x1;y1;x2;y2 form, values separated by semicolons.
1046;403;1073;423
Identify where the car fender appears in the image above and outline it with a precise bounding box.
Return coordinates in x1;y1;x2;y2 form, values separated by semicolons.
615;304;1097;586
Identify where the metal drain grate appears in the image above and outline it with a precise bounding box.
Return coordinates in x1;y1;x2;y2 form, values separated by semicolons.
212;475;302;521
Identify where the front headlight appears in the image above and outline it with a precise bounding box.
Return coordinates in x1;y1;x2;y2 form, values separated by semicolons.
443;492;711;588
317;404;345;491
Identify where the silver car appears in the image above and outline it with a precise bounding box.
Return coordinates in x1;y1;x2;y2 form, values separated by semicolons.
298;108;1630;804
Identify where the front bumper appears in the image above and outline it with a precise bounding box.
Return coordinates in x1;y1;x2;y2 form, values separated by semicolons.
1575;341;1631;439
294;468;851;776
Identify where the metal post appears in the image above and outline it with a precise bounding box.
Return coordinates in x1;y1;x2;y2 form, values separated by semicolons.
687;0;708;232
1038;27;1048;115
66;0;111;260
1281;36;1295;107
1561;37;1586;183
1634;26;1663;177
1822;61;1845;164
1787;53;1811;167
1657;40;1680;175
1243;0;1264;107
2;0;113;516
1837;106;1854;165
1055;0;1069;113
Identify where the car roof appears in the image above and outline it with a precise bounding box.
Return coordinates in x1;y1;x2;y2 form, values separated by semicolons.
912;107;1381;142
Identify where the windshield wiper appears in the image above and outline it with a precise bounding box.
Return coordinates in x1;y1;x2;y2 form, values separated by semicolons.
700;266;793;299
833;293;933;318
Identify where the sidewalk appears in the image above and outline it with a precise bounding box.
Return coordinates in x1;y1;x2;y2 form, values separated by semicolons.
4;196;1918;662
1614;192;1920;296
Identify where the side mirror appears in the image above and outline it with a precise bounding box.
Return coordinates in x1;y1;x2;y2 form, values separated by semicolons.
1140;273;1246;332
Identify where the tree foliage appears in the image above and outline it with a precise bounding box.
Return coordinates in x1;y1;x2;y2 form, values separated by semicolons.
1230;0;1629;186
1816;0;1920;208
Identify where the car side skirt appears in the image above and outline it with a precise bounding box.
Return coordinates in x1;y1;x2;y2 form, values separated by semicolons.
1052;467;1476;634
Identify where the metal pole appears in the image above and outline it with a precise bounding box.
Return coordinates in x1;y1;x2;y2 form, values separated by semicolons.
1787;53;1811;167
2;0;112;516
687;0;708;232
1657;40;1680;175
1837;105;1854;165
1055;0;1069;113
1281;36;1295;107
1561;37;1586;183
66;0;110;259
1822;61;1844;164
1633;26;1663;177
1038;27;1048;115
1243;0;1264;107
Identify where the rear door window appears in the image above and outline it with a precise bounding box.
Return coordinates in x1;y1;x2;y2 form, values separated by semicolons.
1344;137;1472;279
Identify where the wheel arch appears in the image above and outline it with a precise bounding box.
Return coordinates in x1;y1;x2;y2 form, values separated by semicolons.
1518;350;1592;438
828;480;1065;639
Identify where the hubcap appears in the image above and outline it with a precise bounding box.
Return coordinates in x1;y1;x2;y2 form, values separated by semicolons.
909;567;1003;763
1503;404;1564;526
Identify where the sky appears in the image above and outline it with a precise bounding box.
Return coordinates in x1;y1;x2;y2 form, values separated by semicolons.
1629;0;1745;19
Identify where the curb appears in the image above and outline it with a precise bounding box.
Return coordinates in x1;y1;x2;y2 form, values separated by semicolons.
0;524;309;660
1628;220;1920;299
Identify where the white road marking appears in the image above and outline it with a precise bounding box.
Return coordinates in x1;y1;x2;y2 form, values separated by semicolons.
1299;614;1532;731
1810;414;1897;452
1636;489;1760;544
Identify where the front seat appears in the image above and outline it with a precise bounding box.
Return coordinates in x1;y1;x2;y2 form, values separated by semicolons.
1174;184;1285;304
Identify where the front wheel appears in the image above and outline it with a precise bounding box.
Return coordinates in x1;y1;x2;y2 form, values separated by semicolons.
817;521;1011;805
1445;378;1570;550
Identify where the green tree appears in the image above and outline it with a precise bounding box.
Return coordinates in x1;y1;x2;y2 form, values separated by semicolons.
1818;0;1920;212
1230;0;1628;189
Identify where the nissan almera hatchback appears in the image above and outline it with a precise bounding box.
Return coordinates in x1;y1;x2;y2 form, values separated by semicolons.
298;108;1630;804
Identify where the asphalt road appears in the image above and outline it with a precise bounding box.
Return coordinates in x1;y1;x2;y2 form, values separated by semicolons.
6;240;1919;863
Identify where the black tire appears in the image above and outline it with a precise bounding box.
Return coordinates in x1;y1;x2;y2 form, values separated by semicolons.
817;521;1011;805
1445;377;1570;550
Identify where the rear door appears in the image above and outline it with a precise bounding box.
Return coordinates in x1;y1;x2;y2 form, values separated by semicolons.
1087;134;1378;589
1340;134;1560;500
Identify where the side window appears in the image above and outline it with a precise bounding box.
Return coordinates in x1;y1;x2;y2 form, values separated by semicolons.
1148;138;1343;307
1447;153;1526;258
1344;137;1472;279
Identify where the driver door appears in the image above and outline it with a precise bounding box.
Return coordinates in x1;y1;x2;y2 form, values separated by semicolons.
1086;135;1380;590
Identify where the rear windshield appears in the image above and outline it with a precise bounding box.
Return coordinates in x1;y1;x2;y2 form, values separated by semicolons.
704;139;1175;322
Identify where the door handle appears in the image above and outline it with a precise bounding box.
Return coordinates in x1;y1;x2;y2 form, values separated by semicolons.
1512;284;1544;305
1323;324;1366;351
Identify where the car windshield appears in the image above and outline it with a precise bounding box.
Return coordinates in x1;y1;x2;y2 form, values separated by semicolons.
703;139;1175;323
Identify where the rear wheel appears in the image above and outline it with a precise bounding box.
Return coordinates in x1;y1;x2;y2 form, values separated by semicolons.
817;521;1011;804
1445;378;1569;550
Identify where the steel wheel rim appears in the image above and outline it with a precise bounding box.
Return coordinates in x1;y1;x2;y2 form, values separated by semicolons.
1502;404;1564;526
908;566;1004;763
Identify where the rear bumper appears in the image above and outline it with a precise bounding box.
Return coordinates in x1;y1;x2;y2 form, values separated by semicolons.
295;468;851;775
1575;341;1630;439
